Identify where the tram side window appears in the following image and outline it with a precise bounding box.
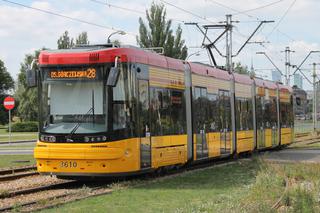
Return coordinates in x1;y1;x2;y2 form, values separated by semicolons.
150;88;171;136
264;100;272;128
256;97;263;128
207;94;219;132
272;98;278;127
193;87;209;133
280;102;290;128
171;90;186;134
247;99;253;130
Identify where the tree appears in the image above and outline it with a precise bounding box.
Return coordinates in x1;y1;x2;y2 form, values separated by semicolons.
15;51;40;122
76;32;89;45
58;31;90;49
233;62;255;76
137;2;188;60
57;31;74;49
0;60;14;124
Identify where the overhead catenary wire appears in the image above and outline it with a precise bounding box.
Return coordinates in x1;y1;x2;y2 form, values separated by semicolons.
266;0;297;39
159;0;218;24
1;0;137;36
89;0;186;23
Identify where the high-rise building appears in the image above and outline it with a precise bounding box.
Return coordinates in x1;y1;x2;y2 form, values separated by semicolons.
294;74;303;89
272;70;281;82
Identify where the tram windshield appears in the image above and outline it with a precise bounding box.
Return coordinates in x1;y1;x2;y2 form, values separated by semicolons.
39;67;107;134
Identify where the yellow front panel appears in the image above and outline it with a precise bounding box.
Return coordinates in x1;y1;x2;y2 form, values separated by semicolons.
34;138;140;174
207;132;220;157
151;145;187;168
236;130;254;153
265;129;272;147
281;128;292;145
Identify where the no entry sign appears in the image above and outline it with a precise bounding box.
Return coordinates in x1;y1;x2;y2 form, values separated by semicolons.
3;96;15;110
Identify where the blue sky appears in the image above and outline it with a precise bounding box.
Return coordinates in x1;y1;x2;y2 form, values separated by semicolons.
1;0;319;90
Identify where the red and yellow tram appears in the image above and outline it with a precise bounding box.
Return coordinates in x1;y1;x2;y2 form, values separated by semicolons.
32;45;294;177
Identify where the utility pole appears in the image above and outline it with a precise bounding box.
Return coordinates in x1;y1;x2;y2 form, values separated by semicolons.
225;14;233;72
312;63;320;133
282;46;295;86
185;16;273;71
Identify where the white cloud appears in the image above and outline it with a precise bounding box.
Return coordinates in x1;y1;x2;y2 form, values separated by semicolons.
0;0;319;91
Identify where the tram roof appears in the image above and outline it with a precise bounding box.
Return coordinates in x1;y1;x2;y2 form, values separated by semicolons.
39;46;289;90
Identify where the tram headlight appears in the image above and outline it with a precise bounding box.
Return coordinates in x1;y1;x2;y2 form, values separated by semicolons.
40;134;56;142
84;136;107;142
49;136;56;142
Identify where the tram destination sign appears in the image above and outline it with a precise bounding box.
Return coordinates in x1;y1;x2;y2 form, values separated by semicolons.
49;68;98;80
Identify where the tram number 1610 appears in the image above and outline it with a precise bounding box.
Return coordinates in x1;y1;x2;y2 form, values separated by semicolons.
60;161;78;168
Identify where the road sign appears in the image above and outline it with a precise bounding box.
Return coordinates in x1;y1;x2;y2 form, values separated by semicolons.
3;96;15;110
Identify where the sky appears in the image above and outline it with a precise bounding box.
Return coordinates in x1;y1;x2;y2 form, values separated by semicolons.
0;0;320;90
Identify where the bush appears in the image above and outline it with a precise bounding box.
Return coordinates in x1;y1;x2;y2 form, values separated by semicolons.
10;122;38;132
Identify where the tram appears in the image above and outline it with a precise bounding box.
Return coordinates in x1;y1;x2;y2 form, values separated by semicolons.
30;44;293;177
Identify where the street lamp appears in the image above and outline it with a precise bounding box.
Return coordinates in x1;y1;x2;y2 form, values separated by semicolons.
107;30;126;43
256;52;284;76
186;51;201;60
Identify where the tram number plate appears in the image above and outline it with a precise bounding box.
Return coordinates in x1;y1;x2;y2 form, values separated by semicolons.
60;161;78;168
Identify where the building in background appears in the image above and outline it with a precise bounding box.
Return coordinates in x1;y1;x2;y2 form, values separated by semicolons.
272;70;282;82
294;73;303;89
293;86;308;119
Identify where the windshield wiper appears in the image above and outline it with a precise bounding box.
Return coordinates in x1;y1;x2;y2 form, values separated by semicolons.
67;90;95;139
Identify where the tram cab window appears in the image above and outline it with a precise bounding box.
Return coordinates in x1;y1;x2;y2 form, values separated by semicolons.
112;64;135;133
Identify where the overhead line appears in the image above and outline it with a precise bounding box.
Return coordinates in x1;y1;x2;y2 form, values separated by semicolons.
159;0;218;24
89;0;186;23
266;0;297;38
1;0;136;36
89;0;144;15
232;0;286;16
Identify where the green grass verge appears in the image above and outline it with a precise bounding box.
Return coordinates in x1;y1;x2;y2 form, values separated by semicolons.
0;154;35;168
42;161;260;213
41;157;320;213
0;128;37;142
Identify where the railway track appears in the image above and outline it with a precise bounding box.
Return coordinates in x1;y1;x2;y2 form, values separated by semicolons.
0;165;37;181
0;156;243;212
0;141;313;212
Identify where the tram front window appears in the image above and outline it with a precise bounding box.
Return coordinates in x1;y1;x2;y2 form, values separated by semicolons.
40;72;106;134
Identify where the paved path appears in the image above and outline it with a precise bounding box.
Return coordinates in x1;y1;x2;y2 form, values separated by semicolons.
0;142;36;147
263;148;320;163
0;149;34;155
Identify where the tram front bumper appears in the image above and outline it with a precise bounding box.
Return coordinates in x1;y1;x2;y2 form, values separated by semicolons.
34;139;140;174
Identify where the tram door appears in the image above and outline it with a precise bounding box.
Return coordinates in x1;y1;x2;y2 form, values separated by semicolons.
194;87;209;159
219;90;232;155
257;97;266;148
138;80;151;168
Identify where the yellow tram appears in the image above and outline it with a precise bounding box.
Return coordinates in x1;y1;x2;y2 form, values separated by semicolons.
30;45;293;177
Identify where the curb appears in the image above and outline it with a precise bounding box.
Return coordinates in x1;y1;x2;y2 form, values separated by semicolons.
0;140;37;145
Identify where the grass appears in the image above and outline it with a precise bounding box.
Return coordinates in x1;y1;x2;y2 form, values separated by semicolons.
42;161;258;213
0;154;35;168
0;128;37;142
40;157;320;213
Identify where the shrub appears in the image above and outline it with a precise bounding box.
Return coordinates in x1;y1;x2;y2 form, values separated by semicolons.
10;122;38;132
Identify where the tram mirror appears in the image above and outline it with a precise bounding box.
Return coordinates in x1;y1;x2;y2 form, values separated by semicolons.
107;67;120;87
26;68;37;88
